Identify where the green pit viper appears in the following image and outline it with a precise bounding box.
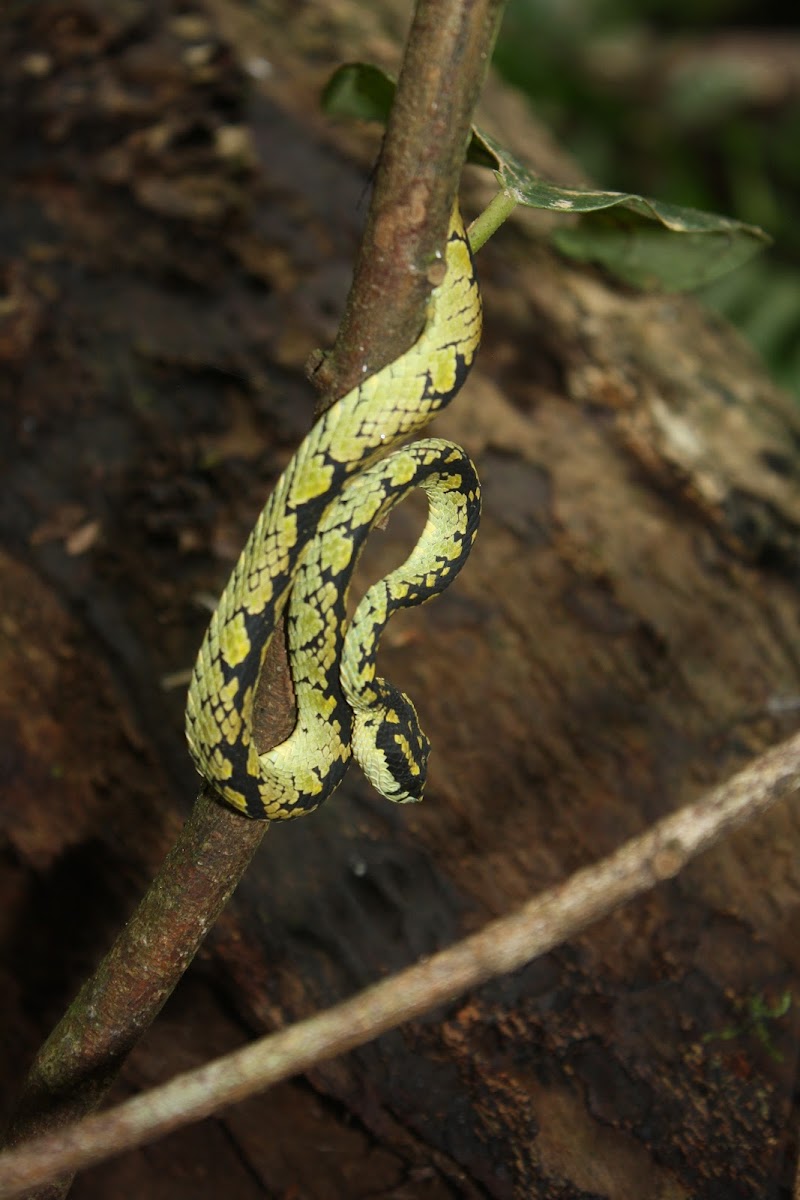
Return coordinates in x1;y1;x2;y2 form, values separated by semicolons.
185;205;482;819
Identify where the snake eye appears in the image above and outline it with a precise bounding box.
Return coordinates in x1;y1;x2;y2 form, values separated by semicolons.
352;689;429;803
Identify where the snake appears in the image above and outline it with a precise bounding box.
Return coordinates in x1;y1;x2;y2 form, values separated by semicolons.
185;205;482;819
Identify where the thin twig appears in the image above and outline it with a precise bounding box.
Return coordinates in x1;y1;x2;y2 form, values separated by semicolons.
1;731;798;1199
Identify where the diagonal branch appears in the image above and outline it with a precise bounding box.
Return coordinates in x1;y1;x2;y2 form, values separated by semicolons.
0;788;266;1200
0;731;798;1198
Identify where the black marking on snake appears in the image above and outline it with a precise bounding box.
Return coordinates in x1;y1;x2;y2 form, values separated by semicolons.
375;690;431;800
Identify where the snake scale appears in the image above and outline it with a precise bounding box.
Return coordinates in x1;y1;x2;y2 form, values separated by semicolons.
185;206;482;819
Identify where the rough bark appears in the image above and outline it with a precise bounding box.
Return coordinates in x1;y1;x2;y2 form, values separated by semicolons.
1;1;798;1198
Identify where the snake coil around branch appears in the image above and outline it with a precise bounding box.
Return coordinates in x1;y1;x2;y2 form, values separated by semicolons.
185;207;482;819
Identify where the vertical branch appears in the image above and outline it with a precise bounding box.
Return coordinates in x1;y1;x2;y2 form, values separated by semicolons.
1;1;507;1197
313;0;506;411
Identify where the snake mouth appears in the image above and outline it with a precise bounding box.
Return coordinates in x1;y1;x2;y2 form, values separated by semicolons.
371;771;426;806
390;788;424;805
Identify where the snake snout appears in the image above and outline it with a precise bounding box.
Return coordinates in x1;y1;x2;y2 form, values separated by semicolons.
351;687;430;804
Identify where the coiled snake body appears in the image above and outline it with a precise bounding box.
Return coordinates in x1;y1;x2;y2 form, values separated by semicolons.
185;207;482;819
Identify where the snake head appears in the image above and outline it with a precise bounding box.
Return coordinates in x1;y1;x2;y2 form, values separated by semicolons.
351;685;430;804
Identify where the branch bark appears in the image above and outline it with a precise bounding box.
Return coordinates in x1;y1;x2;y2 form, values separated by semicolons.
312;0;506;411
0;730;797;1198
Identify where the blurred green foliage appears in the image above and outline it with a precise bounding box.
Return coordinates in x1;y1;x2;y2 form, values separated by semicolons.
324;63;768;291
493;0;800;396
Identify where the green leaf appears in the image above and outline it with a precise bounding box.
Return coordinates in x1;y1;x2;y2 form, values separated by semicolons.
473;127;771;289
322;62;771;291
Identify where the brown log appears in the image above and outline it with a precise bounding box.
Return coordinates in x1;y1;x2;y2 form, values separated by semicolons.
0;0;798;1197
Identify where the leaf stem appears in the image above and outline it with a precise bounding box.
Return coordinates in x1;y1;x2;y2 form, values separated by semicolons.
468;188;518;252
